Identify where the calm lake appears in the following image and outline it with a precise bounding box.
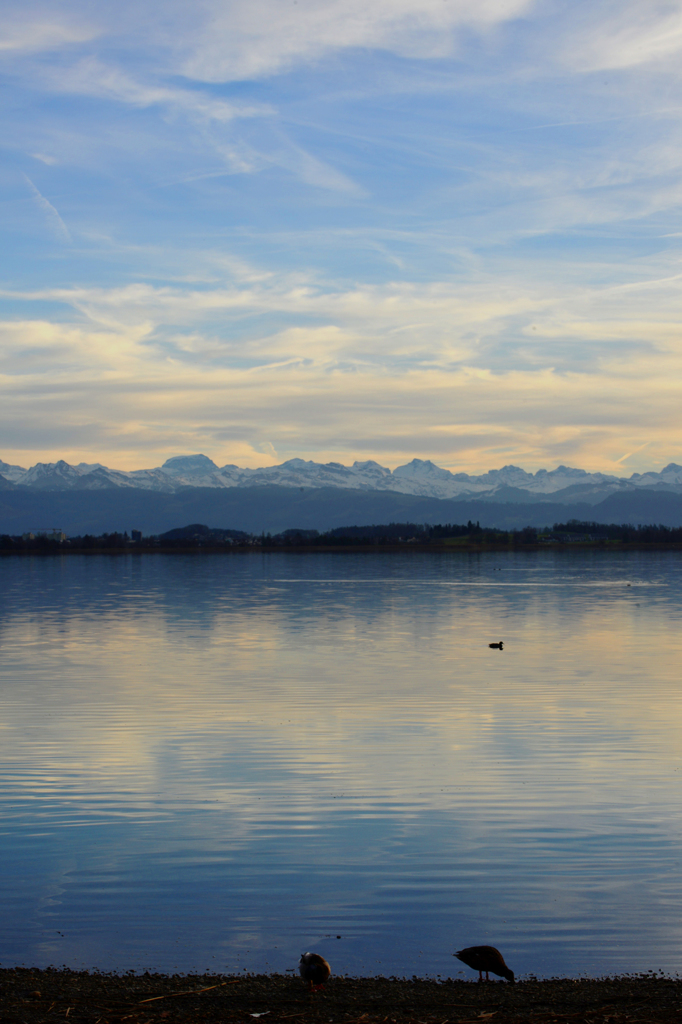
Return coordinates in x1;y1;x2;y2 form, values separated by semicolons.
1;550;681;980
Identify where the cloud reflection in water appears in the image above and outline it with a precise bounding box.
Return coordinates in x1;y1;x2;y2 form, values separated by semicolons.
0;551;681;978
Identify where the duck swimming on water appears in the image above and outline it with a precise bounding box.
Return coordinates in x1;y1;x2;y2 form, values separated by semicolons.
299;952;331;992
488;642;503;650
454;945;514;983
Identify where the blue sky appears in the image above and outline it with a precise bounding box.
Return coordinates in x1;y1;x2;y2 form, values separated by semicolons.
2;0;682;473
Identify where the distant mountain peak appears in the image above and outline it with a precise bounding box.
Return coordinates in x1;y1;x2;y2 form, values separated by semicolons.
3;452;682;505
393;458;457;481
161;454;219;475
352;460;390;472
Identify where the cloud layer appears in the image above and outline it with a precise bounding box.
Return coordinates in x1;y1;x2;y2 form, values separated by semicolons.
2;0;682;472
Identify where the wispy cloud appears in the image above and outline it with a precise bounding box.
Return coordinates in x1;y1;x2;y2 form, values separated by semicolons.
35;58;364;192
30;152;59;165
179;0;537;82
23;174;71;242
46;58;274;122
615;441;650;465
3;0;682;475
0;19;97;53
2;254;682;473
561;2;682;72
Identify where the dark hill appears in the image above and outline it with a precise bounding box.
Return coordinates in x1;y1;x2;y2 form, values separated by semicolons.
158;523;249;542
1;485;682;537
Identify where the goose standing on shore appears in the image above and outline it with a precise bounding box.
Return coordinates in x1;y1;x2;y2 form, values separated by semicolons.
454;945;515;982
299;952;331;992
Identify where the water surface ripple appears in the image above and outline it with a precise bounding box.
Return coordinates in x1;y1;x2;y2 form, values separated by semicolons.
1;550;681;979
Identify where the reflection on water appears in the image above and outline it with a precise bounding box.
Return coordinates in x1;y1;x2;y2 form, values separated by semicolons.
0;550;681;979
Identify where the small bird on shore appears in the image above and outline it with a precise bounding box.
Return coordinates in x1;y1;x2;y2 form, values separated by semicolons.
488;642;503;650
454;945;515;983
299;952;331;992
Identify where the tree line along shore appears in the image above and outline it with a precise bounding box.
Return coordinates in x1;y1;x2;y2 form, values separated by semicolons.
3;519;682;553
1;967;681;1024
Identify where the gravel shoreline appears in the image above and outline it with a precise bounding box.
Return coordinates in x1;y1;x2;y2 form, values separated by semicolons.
2;969;681;1024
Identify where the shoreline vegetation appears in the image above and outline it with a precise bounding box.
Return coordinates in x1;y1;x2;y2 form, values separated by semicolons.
1;968;681;1024
3;520;682;554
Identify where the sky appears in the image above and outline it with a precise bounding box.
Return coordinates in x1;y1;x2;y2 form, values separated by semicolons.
1;0;682;475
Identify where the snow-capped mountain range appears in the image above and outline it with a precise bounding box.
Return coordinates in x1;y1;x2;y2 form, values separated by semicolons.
2;453;682;505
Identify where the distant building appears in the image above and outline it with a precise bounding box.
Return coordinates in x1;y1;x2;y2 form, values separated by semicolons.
131;530;142;542
23;528;66;542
